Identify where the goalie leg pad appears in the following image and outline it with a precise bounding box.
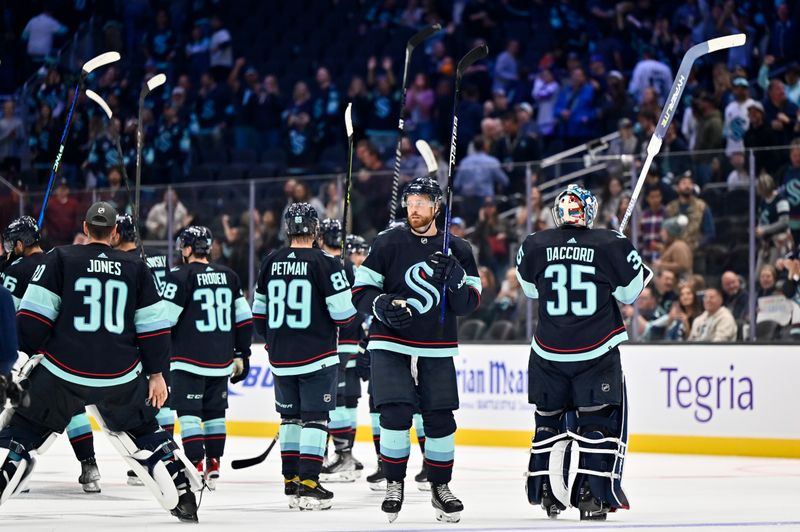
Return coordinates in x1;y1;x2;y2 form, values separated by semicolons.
0;443;35;505
526;409;570;513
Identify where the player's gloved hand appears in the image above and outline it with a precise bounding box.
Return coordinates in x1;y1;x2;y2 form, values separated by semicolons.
356;347;371;381
230;356;250;384
427;251;466;292
372;294;413;329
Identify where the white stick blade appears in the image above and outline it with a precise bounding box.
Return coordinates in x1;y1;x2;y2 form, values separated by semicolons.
415;140;438;175
82;52;121;74
85;90;112;119
147;73;167;92
707;33;746;52
344;103;353;138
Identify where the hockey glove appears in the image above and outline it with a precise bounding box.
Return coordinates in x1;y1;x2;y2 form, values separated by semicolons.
427;251;466;292
372;294;413;329
356;347;371;381
230;356;250;384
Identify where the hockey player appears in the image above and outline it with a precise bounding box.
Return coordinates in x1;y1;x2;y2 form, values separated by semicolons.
0;202;199;521
252;203;357;510
112;214;174;487
318;219;364;483
516;184;649;521
1;216;101;493
352;177;481;523
160;226;252;489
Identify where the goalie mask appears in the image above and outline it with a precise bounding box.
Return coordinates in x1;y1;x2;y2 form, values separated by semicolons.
320;218;343;248
2;216;40;254
552;184;597;229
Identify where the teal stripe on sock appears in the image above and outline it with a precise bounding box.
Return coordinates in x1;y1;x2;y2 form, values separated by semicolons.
203;417;226;435
329;406;350;430
156;408;175;427
347;407;358;429
380;428;410;459
424;433;455;462
413;413;425;438
299;426;327;457
280;422;301;452
370;413;380;436
179;415;203;438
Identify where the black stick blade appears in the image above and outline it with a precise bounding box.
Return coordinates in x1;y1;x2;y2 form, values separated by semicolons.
456;44;489;79
231;435;279;469
407;23;442;49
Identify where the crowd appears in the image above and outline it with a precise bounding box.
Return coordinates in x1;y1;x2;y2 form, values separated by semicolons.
2;0;800;342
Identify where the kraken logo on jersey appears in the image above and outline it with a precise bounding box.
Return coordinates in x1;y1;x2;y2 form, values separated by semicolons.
404;261;441;315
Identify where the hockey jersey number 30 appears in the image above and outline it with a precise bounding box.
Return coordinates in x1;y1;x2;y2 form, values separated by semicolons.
516;226;648;362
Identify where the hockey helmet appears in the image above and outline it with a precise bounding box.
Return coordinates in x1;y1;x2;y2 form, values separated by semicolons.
285;202;319;238
552;184;597;229
320;218;343;248
176;225;213;256
345;234;369;256
402;176;442;208
115;214;137;243
2;216;40;254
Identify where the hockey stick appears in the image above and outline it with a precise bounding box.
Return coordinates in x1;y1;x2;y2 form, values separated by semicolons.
340;103;354;262
618;34;746;232
440;44;489;324
134;74;167;242
231;433;279;470
37;51;121;227
85;90;146;261
415;139;438;178
387;23;442;226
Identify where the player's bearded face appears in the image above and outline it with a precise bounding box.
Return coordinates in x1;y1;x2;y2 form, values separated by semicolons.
406;194;436;230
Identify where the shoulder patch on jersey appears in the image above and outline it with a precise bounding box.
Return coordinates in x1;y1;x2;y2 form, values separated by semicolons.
567;237;577;244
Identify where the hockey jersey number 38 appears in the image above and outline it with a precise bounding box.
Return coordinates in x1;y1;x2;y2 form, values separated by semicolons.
516;226;648;362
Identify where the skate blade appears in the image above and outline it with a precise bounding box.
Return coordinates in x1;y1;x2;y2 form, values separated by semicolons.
297;497;332;511
319;471;358;483
416;481;431;492
81;481;101;493
205;478;217;491
287;496;300;510
435;509;461;523
368;480;386;492
386;512;399;523
126;476;145;487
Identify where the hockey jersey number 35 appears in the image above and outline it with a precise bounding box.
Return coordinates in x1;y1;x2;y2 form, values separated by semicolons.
516;226;648;362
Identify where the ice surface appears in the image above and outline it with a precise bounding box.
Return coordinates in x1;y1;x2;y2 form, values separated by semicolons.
3;434;799;531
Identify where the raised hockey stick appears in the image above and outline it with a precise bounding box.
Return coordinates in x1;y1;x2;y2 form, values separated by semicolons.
231;433;279;470
440;44;489;324
37;51;121;227
415;139;438;178
134;74;167;240
85;90;146;260
618;34;746;232
387;23;442;226
340;103;354;261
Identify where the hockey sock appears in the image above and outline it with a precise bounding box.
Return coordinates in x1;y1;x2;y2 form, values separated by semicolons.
66;413;95;462
202;417;226;459
346;407;358;451
370;412;381;456
379;428;410;482
423;433;454;484
299;420;327;482
156;408;175;437
413;412;426;455
279;418;301;479
178;415;204;464
328;406;350;453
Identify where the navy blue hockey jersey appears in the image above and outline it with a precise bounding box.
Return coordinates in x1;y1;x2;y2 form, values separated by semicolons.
516;226;647;361
338;259;365;365
1;252;48;310
16;243;170;386
352;225;481;357
161;262;253;376
253;247;357;376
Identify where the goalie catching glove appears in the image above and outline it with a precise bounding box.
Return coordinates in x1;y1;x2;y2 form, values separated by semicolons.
426;251;466;292
372;294;413;329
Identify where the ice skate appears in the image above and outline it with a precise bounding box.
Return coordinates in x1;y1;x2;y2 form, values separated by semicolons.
431;483;463;523
170;490;199;523
284;476;300;509
319;450;358;482
78;458;101;493
367;459;386;491
353;454;364;473
205;458;220;490
381;480;404;523
126;469;144;486
539;480;566;519
297;480;333;510
577;479;609;521
414;462;430;491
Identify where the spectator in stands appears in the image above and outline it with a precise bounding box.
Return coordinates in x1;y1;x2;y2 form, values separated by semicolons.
366;56;399;142
597;176;624;229
764;79;798;146
597;70;633;135
209;14;234;81
153;105;190;183
655;216;693;280
664;283;704;341
554;67;597;146
712;63;734;110
622;286;661;339
491;268;521;328
100;166;128;213
744;101;783;176
85;117;121;188
726;151;749;189
689;287;737;342
653;268;678;316
185;23;210;85
692;93;724;186
405;73;435;141
397;136;422;187
454;135;508;224
0;100;24;175
629;47;672;105
721;270;749;322
42;179;82;246
606;117;637;177
661;121;692;179
665;172;715;249
492;111;538;193
609;193;631;236
193;72;231;143
145;188;190;239
354;140;390;234
28;102;60;183
643;163;677;203
640;186;666;264
471;266;497;326
515;185;553;241
780;254;800;305
493;39;519;94
777;138;800;246
756;173;792;273
143;9;176;73
636;87;661;118
473;197;511;280
312;66;341;149
229;59;262;151
766;2;799;66
532;66;559;144
21;7;67;69
757;264;779;298
724;77;755;157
